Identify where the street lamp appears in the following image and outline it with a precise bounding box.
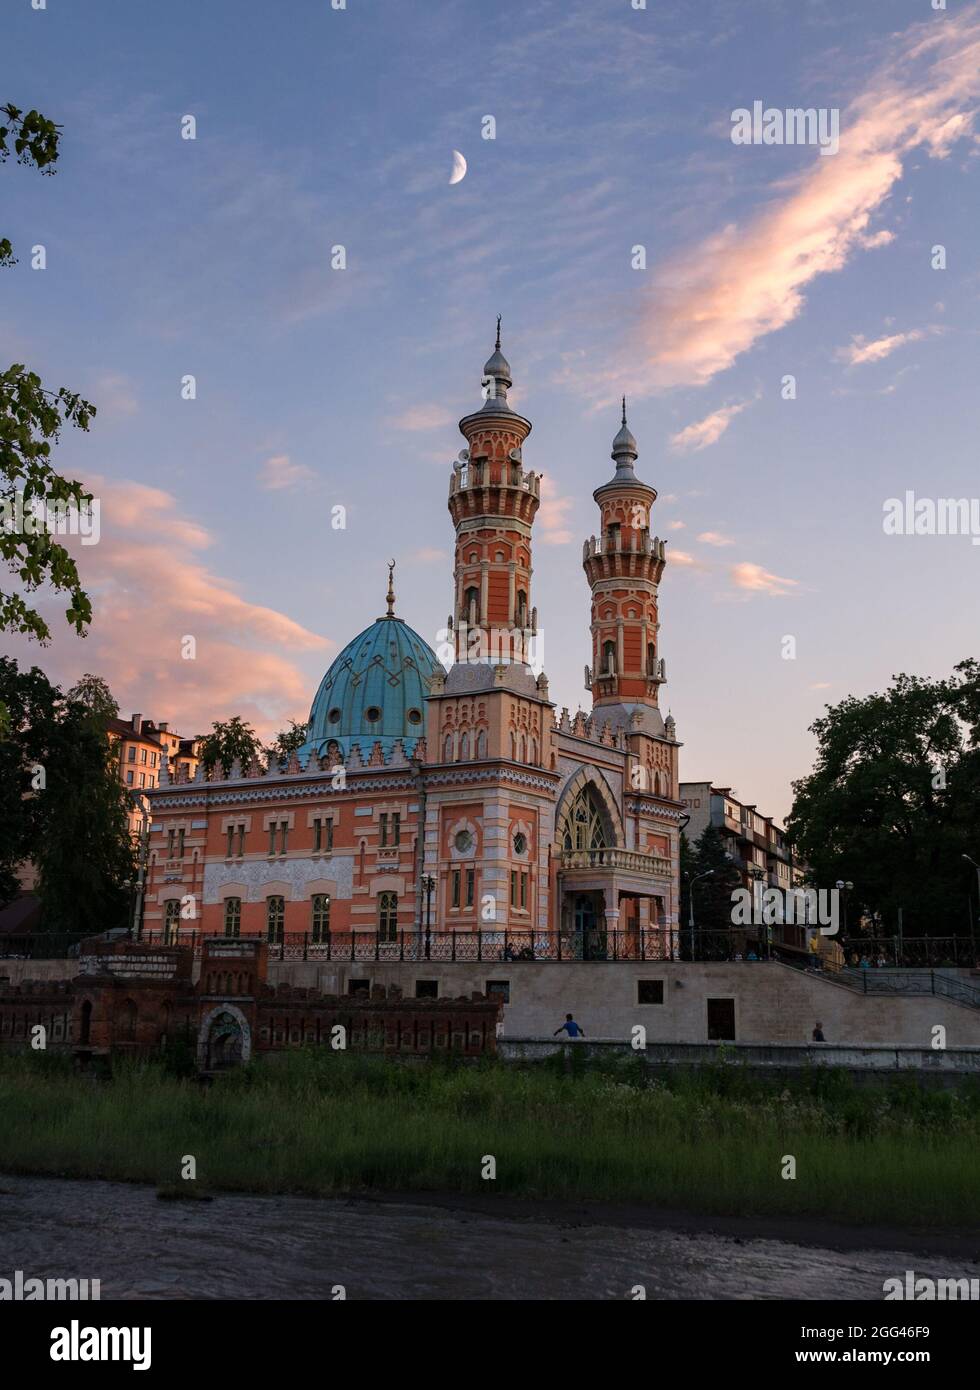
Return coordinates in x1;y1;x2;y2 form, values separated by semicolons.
687;868;718;961
962;856;980;956
835;879;854;951
421;874;436;960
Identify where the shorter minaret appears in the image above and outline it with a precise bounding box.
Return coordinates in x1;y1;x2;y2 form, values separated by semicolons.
582;401;668;727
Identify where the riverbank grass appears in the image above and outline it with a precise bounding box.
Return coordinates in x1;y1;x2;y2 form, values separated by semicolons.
1;1050;977;1227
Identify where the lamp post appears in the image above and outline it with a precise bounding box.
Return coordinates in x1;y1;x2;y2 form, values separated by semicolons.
835;879;854;955
688;868;718;961
421;874;436;960
962;855;980;959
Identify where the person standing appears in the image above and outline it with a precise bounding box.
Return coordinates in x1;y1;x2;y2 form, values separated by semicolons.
554;1013;585;1039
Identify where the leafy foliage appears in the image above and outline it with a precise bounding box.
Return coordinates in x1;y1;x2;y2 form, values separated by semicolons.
268;719;308;766
198;716;265;777
786;661;980;934
0;657;135;926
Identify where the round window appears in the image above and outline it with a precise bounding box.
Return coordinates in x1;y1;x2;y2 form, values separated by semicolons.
365;706;382;723
407;708;422;724
454;830;473;853
513;832;527;855
327;707;341;723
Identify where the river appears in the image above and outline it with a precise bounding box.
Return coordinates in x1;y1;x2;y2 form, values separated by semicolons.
0;1173;972;1300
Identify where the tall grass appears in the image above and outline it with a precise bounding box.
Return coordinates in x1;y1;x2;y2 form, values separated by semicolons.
1;1049;977;1226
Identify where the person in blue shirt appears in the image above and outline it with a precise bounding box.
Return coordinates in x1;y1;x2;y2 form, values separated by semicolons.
554;1013;585;1038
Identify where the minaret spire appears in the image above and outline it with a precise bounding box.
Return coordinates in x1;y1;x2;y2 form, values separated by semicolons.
385;559;396;617
496;314;502;351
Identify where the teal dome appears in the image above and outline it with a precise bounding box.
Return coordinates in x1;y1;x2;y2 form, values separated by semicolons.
300;614;441;763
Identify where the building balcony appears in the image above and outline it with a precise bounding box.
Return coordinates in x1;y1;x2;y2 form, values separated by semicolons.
560;847;671;877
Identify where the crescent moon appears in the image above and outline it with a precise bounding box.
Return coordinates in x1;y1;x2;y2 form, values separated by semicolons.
449;150;467;185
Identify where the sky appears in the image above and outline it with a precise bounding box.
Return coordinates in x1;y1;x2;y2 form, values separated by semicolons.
3;0;979;823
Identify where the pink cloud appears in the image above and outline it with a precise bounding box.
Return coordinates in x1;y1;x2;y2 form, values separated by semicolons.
259;454;314;491
836;328;928;365
9;477;332;739
537;474;575;545
670;400;752;453
633;11;980;389
730;561;799;597
698;530;735;547
393;404;455;432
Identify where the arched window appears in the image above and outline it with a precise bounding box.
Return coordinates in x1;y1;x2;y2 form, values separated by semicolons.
562;786;609;853
164;899;181;945
266;895;285;943
459;731;470;760
516;589;528;626
119;999;138;1042
224;897;241;938
311;893;331;942
476;730;487;759
529;737;537;766
603;641;616;675
647;643;657;676
378;891;398;943
464;586;480;624
510;732;518;760
519;734;526;763
444;734;453;762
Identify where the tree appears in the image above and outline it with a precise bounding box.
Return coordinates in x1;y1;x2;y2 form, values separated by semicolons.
1;103;95;659
67;673;118;724
0;657;135;928
786;661;980;938
268;719;308;766
198;716;265;777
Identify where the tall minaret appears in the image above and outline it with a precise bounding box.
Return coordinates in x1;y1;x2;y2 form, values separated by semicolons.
447;320;541;666
583;401;668;726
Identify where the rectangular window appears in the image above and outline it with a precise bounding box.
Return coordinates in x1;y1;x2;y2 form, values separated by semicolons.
168;828;175;858
637;980;664;1005
510;870;517;908
313;818;321;853
126;771;134;786
465;868;475;908
266;896;285;943
392;812;400;845
486;980;510;1004
237;824;245;857
379;813;389;847
415;980;438;999
151;753;157;768
520;872;528;909
177;829;185;858
279;822;288;854
226;826;234;858
127;747;136;762
269;825;276;856
164;899;181;945
377;891;398;943
224;898;241;938
140;748;147;764
451;869;461;909
349;978;370;996
311;894;331;942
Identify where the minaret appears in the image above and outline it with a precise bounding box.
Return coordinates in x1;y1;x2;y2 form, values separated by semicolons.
582;401;668;727
447;320;541;666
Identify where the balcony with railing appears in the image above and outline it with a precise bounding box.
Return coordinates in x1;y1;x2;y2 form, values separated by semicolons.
560;847;671;877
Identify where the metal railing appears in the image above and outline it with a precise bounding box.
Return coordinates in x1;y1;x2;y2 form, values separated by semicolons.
138;928;674;963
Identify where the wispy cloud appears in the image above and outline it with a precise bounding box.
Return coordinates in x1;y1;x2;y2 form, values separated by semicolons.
698;530;735;547
633;10;980;389
259;454;315;491
670;399;753;452
730;561;799;598
537;473;575;545
392;403;456;433
836;328;928;366
8;478;331;738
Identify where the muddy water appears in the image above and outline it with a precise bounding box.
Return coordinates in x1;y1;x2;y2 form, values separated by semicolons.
0;1173;971;1300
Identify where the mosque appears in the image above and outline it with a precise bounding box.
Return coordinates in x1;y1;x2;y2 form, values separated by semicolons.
142;329;684;960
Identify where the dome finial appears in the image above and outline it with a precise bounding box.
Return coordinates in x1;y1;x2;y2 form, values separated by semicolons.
611;399;638;470
496;314;502;351
386;559;396;617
